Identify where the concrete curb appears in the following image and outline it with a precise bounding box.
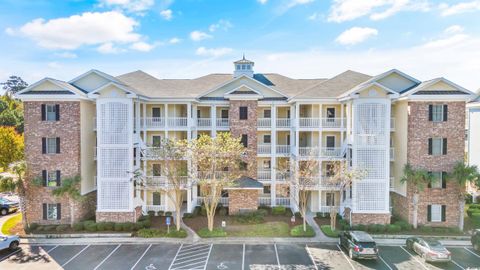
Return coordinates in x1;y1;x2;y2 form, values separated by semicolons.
373;234;470;240
22;233;132;238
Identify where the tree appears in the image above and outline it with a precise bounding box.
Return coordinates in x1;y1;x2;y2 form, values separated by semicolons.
400;164;435;229
0;126;24;171
51;175;83;226
144;138;188;231
0;95;24;133
186;133;244;232
1;76;28;96
448;161;480;230
0;162;28;230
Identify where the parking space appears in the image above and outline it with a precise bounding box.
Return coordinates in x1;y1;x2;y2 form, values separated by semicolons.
0;242;478;270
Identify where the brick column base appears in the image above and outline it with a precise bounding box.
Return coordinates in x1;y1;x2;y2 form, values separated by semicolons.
228;190;259;215
96;206;142;223
350;212;391;225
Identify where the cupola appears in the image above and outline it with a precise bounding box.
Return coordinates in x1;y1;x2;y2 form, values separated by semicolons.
233;55;254;78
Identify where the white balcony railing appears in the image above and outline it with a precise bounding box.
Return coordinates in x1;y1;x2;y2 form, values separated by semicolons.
142;117;165;128
257;118;272;128
299;117;346;128
319;205;339;213
168;117;188;127
276;118;291;128
257;144;271;155
197;118;211;127
321;118;345;128
298;147;342;158
390;147;395;161
320;147;342;157
144;176;189;187
216;118;229;128
276;145;290;155
257;170;271;180
299;118;320;128
196;171;228;180
298;147;319;157
258;197;271;206
276;197;290;206
143;205;166;214
196;197;229;206
276;172;288;182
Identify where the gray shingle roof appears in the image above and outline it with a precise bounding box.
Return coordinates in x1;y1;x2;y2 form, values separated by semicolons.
225;176;263;189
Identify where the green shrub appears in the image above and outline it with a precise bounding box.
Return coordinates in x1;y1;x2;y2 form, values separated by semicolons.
73;222;84;231
96;222;106;231
114;223;123;232
218;208;227;216
394;220;412;231
193;206;201;216
183;213;194;219
285;207;293;216
272;206;286;216
294;212;302;218
467;208;480;217
137;228;187;238
157;210;165;216
29;223;39;231
138;215;148;222
55;225;69;232
338;219;350;231
290;225;316;237
374;224;386;233
85;222;97;232
316;212;328;218
104;222;115;231
419;226;433;233
468;204;480;209
386;224;401;233
45;225;57;231
147;211;155;217
35;225;45;232
258;205;271;212
353;224;366;231
256;209;268;217
165;211;172;217
466;194;473;204
234;211;264;224
142;219;152;228
122;222;134;231
320;225;339;237
197;228;227;238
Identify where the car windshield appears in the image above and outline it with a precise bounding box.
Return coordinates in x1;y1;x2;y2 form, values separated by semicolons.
426;240;444;250
358;242;376;248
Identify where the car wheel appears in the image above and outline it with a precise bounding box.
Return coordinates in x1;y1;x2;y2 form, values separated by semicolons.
349;249;354;260
9;241;19;250
0;208;7;216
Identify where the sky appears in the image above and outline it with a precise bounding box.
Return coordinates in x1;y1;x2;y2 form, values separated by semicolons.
1;0;480;92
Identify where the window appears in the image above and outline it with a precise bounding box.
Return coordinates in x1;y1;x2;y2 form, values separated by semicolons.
326;108;335;121
197;110;201;118
287;135;291;146
152;136;161;147
43;170;60;187
152;108;161;118
326;136;335;148
263;185;271;194
428;138;447;155
428;204;446;222
429;104;448;122
43;203;60;220
428;172;446;189
221;110;229;119
41;104;59;121
263;160;271;169
42;137;60;154
152;192;161;205
287;109;291;119
239;107;248;120
264;135;271;144
326;163;335;177
241;134;248;147
264;109;271;118
236;64;240;70
326;193;335;206
152;164;162;176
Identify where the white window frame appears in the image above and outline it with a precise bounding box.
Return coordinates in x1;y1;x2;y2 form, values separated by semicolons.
47;204;58;220
431;138;443;156
46;138;57;154
431;172;442;189
46;171;57;187
46;104;56;121
432;105;444;122
431;204;442;222
326;192;335;206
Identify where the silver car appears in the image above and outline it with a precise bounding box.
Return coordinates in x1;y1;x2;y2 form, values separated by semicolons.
0;235;20;251
406;237;451;262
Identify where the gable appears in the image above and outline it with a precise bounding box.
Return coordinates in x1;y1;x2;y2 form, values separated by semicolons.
421;81;457;91
377;72;418;93
93;84;130;98
203;76;285;98
31;80;66;91
71;72;111;92
358;84;390;98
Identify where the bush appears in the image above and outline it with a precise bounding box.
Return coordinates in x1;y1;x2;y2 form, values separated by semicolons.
197;228;227;238
386;224;401;233
157;211;165;217
165;211;172;217
218;208;227;216
419;226;433;233
374;224;386;233
290;225;315;237
258;205;271;212
96;222;107;231
394;220;412;231
183;213;194;219
465;194;473;204
316;212;328;218
137;228;188;238
294;212;302;218
272;206;286;216
29;223;39;231
35;225;45;232
114;223;123;232
256;209;268;217
433;227;449;234
45;225;57;231
320;225;339;237
122;222;134;231
104;222;115;231
338;219;350;231
285;208;293;216
469;204;480;209
467;208;480;217
142;219;152;228
147;211;155;217
85;222;97;232
353;224;366;231
234;211;265;224
138;215;148;222
193;206;201;216
73;222;84;231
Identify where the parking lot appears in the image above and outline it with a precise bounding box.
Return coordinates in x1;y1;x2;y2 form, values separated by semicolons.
0;242;478;270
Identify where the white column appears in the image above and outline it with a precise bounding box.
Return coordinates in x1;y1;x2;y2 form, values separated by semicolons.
295;103;300;156
187;102;192;128
271;104;277;206
211;105;217;138
165;104;169;139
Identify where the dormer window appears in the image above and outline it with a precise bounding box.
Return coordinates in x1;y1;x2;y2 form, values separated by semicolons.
233;55;254;78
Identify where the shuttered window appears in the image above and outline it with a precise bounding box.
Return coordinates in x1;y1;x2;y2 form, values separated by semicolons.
428;204;445;222
241;134;248;147
41;104;59;121
429;104;448;122
428;138;446;156
43;203;61;220
239;107;248;120
42;137;60;154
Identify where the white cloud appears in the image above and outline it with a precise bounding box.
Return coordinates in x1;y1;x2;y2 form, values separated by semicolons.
209;19;232;32
440;1;480;16
335;27;378;45
160;9;173;20
195;47;233;57
97;42;125;54
100;0;155;13
12;11;140;50
444;25;464;35
54;52;78;58
328;0;430;23
168;37;181;44
288;0;314;8
258;0;268;4
47;62;61;69
190;31;212;41
130;41;155;51
307;12;320;20
422;26;468;49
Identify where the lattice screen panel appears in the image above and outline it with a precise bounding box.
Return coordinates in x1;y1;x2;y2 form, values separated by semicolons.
100;148;129;178
355;181;387;211
356;149;386;179
100;102;129;144
355;103;387;146
98;180;130;210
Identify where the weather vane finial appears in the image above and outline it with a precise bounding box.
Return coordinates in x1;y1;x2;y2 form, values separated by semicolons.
242;53;245;60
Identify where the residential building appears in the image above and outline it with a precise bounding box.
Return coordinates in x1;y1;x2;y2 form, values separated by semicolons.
16;57;475;226
467;96;480;201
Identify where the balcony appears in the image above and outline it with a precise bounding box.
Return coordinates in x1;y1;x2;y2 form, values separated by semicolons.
143;205;166;214
299;175;341;189
257;118;272;128
167;117;188;127
299;118;345;128
140;117;188;128
216;118;229;128
318;205;339;213
141;147;186;160
196;171;228;180
276;118;291;128
258;197;271;206
276;145;290;155
257;170;271;181
197;118;211;128
197;197;229;206
257;144;271;155
276;171;289;182
298;147;342;158
276;197;290;206
321;118;346;129
144;176;189;188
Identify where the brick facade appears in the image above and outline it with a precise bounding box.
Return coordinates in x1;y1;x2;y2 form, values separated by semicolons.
229;100;258;179
228;190;259;214
276;184;290;197
24;101;95;225
96;206;142;223
395;101;465;227
350;212;391;225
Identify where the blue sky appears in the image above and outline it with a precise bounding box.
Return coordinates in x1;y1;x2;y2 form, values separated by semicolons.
1;0;480;91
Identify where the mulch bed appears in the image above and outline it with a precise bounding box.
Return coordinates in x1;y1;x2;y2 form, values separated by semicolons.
150;216;178;230
314;216;340;228
9;222;26;236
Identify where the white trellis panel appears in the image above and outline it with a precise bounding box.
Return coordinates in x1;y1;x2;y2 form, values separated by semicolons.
99;102;129;144
98;180;130;210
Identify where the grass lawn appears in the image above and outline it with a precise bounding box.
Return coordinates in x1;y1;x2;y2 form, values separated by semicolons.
2;214;22;235
136;228;187;238
320;225;340;238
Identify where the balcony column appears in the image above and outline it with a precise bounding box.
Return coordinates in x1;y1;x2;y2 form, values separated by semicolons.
142;103;147;139
211;105;217;138
271;104;277;206
294;103;299;156
186;104;193;213
187;102;192;129
340;103;344;144
346;102;351;143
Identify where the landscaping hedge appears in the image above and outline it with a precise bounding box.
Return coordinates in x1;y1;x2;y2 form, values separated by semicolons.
320;225;339;238
197;227;227;238
272;206;286;215
290;225;315;237
234;210;265;224
137;228;187;238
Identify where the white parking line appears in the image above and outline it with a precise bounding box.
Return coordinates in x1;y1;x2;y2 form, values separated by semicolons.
130;244;152;270
451;259;465;270
93;244;121;270
274;243;280;268
336;244;355;270
399;246;429;270
176;247;210;256
305;244;319;270
203;244;213;270
61;245;90;267
378;255;393;270
168;244;183;270
46;245;58;253
464;247;480;258
242;244;245;270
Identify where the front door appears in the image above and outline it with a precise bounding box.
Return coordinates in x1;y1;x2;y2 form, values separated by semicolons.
326;136;335;149
326;108;335;122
